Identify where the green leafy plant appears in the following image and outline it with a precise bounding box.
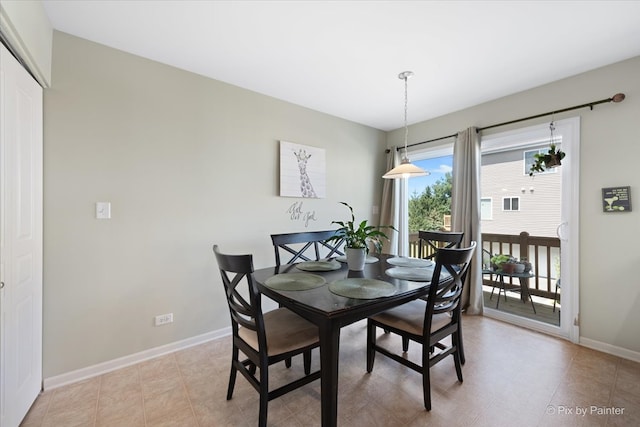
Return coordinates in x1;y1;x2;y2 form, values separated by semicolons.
327;202;396;254
490;254;515;270
529;143;566;176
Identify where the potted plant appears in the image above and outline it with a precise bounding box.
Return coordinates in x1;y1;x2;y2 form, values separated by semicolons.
327;202;396;271
518;257;532;273
529;143;566;176
490;254;515;272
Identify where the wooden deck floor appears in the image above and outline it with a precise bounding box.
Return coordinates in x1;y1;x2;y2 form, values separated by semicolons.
482;287;560;326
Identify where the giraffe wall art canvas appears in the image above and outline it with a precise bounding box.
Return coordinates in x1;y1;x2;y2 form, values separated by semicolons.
279;141;326;198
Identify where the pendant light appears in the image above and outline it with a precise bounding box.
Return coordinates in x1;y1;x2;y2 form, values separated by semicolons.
383;71;429;179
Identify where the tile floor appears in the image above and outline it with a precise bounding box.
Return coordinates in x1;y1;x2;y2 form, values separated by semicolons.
21;316;640;427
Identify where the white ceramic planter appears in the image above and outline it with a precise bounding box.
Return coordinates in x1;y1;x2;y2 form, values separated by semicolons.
346;247;366;271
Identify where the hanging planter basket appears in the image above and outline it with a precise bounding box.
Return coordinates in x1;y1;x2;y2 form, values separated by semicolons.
529;121;566;176
544;153;563;168
530;145;565;176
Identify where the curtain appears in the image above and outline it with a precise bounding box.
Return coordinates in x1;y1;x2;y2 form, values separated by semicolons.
452;127;483;315
380;149;400;255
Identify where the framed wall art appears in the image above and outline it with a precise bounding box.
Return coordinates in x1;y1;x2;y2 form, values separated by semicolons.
602;186;632;212
279;141;326;198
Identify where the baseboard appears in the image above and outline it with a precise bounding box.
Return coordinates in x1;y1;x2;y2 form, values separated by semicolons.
484;310;640;363
579;337;640;363
43;327;232;390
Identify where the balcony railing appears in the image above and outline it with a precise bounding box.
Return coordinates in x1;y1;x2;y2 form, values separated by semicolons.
409;231;560;299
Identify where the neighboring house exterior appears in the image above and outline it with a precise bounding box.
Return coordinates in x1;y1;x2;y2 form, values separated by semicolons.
481;145;562;238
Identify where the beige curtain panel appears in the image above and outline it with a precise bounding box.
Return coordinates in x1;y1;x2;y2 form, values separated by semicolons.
380;149;399;255
452;127;483;315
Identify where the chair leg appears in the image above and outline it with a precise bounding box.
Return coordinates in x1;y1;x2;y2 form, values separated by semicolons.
303;349;311;375
366;321;376;373
227;347;239;400
258;363;269;427
457;323;466;365
453;349;463;383
422;348;431;411
402;336;409;352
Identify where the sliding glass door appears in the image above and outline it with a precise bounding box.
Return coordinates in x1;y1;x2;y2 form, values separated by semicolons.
402;119;579;342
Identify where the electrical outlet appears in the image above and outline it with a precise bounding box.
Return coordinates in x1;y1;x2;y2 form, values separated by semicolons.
155;313;173;326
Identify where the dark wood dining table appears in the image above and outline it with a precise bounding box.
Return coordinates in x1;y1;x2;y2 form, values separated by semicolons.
253;253;439;427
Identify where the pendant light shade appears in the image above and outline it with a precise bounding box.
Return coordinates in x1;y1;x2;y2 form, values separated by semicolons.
382;157;428;179
383;71;429;179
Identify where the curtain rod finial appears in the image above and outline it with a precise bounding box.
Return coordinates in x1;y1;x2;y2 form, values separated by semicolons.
612;93;625;103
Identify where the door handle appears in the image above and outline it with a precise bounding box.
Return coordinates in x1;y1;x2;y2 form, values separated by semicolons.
0;281;4;289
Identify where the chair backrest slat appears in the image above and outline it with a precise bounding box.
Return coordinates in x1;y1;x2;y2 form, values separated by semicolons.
425;242;476;330
213;245;266;345
418;230;464;260
271;230;345;266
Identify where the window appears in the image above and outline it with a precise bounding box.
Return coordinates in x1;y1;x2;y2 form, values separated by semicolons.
407;153;454;233
481;198;493;220
502;197;520;211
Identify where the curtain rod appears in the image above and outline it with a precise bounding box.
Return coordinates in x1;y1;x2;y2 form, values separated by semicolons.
390;92;626;152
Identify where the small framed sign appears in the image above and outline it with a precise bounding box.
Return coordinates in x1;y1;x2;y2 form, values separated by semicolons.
602;186;632;212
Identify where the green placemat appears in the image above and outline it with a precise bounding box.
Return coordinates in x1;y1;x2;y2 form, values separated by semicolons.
386;257;433;268
296;260;342;272
264;273;326;291
385;267;451;282
328;278;395;299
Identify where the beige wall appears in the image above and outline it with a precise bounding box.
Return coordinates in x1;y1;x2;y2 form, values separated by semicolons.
390;56;640;356
43;32;387;377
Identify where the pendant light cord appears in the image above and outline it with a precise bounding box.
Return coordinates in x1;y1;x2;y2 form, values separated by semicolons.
403;75;409;156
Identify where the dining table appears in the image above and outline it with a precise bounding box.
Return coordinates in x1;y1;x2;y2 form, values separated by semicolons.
253;253;445;427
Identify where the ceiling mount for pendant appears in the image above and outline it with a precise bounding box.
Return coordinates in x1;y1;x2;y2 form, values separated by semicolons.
383;71;429;179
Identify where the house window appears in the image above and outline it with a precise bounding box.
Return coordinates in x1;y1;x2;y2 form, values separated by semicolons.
524;148;558;176
503;197;520;211
481;198;493;220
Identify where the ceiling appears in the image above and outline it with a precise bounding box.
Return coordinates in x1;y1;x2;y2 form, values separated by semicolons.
42;1;640;131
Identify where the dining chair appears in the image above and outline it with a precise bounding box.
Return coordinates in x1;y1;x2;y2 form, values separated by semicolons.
213;245;321;427
408;230;465;362
270;229;345;266
417;230;464;260
270;230;344;369
366;242;476;411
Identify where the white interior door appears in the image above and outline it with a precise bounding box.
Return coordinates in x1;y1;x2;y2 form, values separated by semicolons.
0;43;43;427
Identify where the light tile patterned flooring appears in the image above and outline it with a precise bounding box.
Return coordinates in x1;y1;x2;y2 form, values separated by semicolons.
21;316;640;427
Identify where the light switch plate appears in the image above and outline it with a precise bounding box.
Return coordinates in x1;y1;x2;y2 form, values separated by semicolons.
96;202;111;219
